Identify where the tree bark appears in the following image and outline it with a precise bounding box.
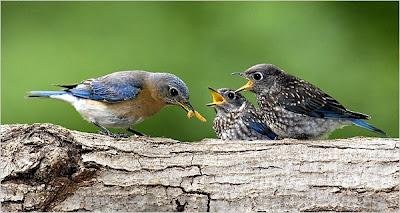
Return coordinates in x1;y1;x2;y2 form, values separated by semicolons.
1;123;399;212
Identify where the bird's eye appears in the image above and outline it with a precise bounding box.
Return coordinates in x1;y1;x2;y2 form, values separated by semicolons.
227;92;235;99
169;88;179;97
253;72;263;81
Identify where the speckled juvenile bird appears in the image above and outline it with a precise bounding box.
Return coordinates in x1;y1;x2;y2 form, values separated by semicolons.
29;70;205;138
235;64;386;139
206;88;277;140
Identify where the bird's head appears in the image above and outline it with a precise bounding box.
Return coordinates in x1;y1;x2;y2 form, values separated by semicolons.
150;73;206;122
233;64;284;93
206;88;247;114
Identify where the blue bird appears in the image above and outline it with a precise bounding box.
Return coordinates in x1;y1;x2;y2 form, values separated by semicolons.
207;88;277;140
235;64;386;139
29;70;205;138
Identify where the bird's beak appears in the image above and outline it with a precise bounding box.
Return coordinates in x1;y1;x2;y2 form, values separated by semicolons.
231;72;243;76
178;100;207;122
206;87;226;107
178;101;194;112
235;80;254;93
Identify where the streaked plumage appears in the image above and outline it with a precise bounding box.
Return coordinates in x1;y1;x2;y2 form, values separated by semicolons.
29;70;201;137
235;64;386;139
207;88;277;140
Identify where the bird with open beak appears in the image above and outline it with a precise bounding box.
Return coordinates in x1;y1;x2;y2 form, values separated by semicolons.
234;64;386;139
207;87;277;140
29;70;206;138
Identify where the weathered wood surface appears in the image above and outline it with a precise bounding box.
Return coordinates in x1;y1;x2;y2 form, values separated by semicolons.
1;123;399;212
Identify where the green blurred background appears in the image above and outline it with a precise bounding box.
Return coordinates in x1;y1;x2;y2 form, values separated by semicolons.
2;2;398;141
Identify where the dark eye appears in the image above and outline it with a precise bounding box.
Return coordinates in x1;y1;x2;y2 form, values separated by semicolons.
169;88;178;96
253;72;263;81
227;92;235;99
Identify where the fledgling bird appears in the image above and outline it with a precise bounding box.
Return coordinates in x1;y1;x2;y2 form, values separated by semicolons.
29;70;206;138
235;64;386;139
206;88;277;140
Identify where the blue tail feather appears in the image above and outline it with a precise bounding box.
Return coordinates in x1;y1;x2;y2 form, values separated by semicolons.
28;91;67;97
352;119;386;136
249;121;278;140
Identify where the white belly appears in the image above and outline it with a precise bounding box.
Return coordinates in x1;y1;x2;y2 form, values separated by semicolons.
75;99;141;128
51;94;142;128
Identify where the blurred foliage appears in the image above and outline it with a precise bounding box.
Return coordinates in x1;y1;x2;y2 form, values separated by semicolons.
2;2;398;141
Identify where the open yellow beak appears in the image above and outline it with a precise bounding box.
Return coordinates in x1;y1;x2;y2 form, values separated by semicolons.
235;80;253;93
179;101;207;123
206;88;226;107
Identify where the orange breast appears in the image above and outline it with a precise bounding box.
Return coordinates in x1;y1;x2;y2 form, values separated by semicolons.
104;87;166;121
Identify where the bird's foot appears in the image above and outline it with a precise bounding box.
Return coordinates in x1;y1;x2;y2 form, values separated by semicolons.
127;128;146;137
98;130;129;139
92;122;129;139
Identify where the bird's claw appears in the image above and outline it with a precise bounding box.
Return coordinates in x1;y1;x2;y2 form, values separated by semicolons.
127;128;146;136
98;130;129;139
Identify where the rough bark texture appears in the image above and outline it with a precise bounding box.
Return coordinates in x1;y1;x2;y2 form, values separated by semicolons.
1;123;399;212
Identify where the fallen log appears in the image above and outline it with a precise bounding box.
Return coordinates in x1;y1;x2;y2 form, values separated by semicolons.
1;123;398;212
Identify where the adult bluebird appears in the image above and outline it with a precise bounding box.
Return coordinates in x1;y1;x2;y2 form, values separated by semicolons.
29;70;206;138
234;64;385;139
207;87;277;140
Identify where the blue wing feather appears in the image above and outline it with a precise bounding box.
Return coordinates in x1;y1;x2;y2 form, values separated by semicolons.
352;119;386;135
248;121;278;140
69;79;141;103
278;82;368;120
